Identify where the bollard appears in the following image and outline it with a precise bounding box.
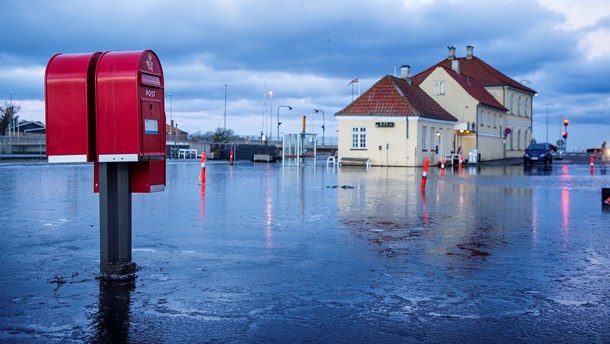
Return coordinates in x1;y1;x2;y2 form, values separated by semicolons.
229;150;234;165
199;152;206;185
458;155;463;174
590;156;595;167
440;158;445;176
420;158;430;191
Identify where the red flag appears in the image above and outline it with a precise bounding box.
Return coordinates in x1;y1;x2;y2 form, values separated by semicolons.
348;78;359;85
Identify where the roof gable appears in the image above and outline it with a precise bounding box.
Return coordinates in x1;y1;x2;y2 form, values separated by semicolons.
336;75;457;122
413;55;537;95
438;66;507;111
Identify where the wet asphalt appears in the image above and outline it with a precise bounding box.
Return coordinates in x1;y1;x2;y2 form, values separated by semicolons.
0;157;609;343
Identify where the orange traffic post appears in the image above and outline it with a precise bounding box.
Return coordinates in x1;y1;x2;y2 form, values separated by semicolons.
420;158;430;191
199;152;206;185
590;156;595;175
229;150;234;165
440;158;445;176
458;155;463;174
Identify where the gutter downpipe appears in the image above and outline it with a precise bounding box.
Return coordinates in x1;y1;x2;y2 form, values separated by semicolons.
476;104;480;163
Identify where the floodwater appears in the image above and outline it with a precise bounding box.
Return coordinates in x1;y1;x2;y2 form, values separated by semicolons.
0;160;609;343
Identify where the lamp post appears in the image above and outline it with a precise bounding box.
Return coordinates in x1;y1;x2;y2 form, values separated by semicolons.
543;103;553;143
314;109;325;145
277;105;292;142
224;84;227;131
268;91;273;140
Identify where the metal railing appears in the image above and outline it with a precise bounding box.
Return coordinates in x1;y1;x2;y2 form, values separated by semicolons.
0;136;46;158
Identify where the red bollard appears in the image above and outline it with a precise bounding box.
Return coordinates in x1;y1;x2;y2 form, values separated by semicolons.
458;155;463;174
420;158;430;191
440;158;445;176
229;150;234;165
199;152;206;185
590;156;595;167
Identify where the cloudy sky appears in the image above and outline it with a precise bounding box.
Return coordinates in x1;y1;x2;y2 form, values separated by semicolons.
1;0;609;149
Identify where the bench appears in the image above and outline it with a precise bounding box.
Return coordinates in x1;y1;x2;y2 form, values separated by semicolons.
178;148;197;159
444;153;462;166
339;157;371;168
253;154;273;162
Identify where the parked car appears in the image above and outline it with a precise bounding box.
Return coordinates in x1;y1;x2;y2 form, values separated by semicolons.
524;143;555;164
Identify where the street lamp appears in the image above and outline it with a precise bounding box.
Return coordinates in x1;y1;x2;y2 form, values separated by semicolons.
314;109;325;145
268;91;273;140
277;105;292;142
224;84;227;131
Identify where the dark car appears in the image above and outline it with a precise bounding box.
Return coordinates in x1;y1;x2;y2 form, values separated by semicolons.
524;143;555;164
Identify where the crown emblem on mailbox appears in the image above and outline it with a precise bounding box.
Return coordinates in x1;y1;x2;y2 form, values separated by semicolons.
146;53;154;71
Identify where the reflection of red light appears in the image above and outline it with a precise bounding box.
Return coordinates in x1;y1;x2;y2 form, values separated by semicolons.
421;190;429;226
562;165;568;176
561;189;570;244
200;185;206;221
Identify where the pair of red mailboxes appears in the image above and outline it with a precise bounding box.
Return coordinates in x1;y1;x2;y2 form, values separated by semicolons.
45;50;166;193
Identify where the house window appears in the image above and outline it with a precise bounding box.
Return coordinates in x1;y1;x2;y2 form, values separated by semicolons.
480;110;484;127
524;98;529;117
432;81;445;95
430;127;436;151
517;96;521;116
517;129;521;150
493;113;497;128
351;126;367;149
422;126;428;150
509;94;514;114
510;129;514;150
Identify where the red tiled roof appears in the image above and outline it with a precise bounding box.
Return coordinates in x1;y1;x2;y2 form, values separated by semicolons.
440;66;507;111
335;75;457;122
412;56;537;95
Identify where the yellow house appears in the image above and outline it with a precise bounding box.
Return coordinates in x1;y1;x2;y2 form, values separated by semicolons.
413;46;537;160
335;70;457;167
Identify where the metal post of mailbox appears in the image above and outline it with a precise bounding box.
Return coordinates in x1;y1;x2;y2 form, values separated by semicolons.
99;162;135;276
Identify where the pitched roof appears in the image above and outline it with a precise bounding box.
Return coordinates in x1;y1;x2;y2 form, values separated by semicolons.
335;75;457;122
412;56;537;95
439;66;507;111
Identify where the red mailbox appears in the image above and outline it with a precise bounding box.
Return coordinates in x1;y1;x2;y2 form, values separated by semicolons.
96;50;166;161
45;52;101;163
95;50;166;193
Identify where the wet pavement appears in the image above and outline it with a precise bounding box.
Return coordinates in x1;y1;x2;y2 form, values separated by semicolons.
0;159;609;343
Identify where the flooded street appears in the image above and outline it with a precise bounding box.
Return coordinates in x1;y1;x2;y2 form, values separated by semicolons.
1;160;609;342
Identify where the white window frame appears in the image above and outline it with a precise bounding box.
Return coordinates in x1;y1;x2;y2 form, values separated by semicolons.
430;127;436;151
517;96;521;116
524;98;529;117
432;81;445;96
422;126;428;150
509;94;514;114
351;126;367;149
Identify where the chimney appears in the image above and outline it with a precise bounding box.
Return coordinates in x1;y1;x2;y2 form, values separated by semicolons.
400;65;411;79
451;59;460;74
447;46;456;60
466;45;474;59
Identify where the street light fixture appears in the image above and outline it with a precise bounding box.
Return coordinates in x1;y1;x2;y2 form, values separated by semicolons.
277;105;292;142
314;109;325;145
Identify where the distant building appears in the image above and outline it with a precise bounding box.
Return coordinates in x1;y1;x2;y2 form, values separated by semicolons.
412;46;537;160
335;71;457;167
166;122;188;142
4;120;46;136
335;46;537;166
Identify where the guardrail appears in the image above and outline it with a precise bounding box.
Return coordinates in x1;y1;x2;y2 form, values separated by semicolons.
0;136;46;158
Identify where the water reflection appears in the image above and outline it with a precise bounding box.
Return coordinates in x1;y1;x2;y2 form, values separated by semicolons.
92;279;135;343
335;167;534;262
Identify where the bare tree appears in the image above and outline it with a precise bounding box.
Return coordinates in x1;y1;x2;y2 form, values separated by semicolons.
0;102;21;136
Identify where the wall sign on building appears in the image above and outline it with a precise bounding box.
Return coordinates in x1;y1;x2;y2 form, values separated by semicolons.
375;122;395;128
